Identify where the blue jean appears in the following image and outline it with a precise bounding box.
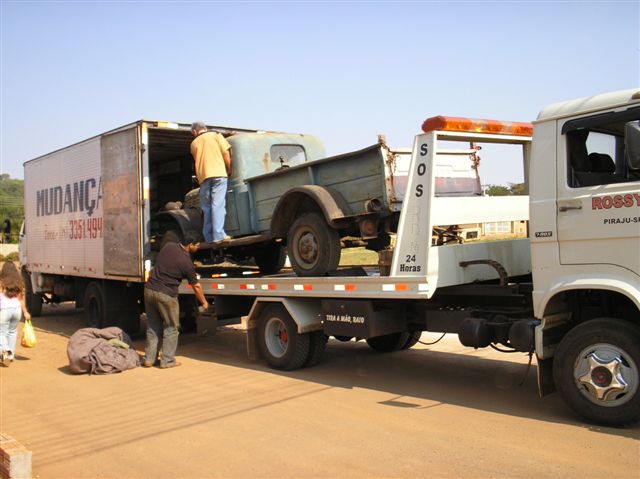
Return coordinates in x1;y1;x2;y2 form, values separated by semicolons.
144;288;180;367
199;177;228;243
0;306;20;359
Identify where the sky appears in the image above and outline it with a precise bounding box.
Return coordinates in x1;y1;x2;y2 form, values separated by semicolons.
1;1;638;186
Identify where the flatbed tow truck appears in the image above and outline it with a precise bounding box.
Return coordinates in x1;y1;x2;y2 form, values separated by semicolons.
180;89;640;427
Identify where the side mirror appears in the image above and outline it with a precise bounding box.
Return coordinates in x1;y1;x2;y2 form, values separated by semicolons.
625;121;640;170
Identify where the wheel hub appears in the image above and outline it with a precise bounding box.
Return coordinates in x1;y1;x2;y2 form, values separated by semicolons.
264;317;288;358
297;231;318;264
577;351;630;403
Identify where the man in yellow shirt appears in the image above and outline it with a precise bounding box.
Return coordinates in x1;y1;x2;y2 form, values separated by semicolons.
190;122;232;244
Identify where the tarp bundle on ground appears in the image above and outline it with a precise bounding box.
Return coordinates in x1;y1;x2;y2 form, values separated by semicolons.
67;327;140;374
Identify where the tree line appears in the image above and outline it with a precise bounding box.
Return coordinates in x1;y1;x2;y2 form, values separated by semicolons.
0;174;24;243
484;183;527;196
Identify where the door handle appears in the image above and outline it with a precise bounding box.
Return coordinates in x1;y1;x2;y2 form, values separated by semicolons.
559;205;582;212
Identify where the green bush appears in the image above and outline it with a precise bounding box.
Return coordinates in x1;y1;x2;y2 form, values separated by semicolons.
4;252;19;262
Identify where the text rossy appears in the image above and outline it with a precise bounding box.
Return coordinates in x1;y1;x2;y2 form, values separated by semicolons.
592;193;640;210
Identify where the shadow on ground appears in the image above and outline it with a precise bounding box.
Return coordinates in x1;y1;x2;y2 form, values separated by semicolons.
32;303;640;439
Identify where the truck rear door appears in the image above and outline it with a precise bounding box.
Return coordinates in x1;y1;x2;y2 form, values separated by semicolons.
101;127;143;278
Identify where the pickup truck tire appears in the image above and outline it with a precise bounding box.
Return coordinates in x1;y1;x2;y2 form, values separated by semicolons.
257;304;310;370
21;270;43;317
366;332;410;352
84;282;106;329
287;212;340;277
254;245;286;275
553;318;640;427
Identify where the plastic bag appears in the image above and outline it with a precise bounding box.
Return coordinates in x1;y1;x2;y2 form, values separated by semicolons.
21;319;37;348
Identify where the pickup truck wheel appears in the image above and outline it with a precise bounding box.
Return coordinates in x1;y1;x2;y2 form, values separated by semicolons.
254;245;286;275
366;332;410;352
257;304;310;370
553;318;640;426
21;270;43;317
288;212;340;277
84;282;106;329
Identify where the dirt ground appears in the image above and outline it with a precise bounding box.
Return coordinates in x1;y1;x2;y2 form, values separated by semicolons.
1;304;638;479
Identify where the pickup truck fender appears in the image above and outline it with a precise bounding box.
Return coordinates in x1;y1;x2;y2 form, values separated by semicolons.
270;185;353;237
156;208;204;240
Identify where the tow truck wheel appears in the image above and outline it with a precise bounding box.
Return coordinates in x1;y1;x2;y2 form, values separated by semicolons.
21;269;43;317
287;212;340;277
334;336;353;342
553;318;640;426
366;332;410;352
84;282;106;329
257;304;310;370
401;331;422;350
304;331;328;367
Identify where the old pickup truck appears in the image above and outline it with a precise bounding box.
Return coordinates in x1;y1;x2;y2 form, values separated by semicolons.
156;129;483;276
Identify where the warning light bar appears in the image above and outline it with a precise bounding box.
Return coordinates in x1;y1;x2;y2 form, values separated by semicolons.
422;116;533;137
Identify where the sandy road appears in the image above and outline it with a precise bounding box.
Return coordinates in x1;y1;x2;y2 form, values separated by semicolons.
1;304;638;479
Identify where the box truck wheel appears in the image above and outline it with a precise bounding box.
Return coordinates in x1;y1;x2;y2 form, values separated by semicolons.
84;282;106;329
287;212;340;277
553;318;640;426
254;245;286;275
366;332;410;352
257;304;310;370
21;269;43;317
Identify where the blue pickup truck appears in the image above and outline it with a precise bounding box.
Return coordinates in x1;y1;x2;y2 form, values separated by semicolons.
156;129;481;276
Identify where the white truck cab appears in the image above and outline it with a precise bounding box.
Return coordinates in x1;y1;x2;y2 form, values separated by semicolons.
531;89;640;318
530;89;640;425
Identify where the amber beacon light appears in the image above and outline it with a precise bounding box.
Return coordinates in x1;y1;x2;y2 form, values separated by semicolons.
421;115;533;137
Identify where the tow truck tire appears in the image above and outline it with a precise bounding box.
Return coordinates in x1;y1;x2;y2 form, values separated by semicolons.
254;245;287;275
287;213;340;277
401;331;422;350
84;282;106;329
366;332;410;352
304;331;328;367
334;336;353;342
21;270;43;317
257;304;310;370
553;318;640;427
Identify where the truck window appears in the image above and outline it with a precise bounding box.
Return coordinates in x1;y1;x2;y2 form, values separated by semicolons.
270;145;306;165
564;107;640;187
